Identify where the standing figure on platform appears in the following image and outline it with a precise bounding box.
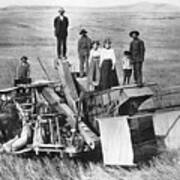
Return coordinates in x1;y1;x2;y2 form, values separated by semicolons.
17;56;30;82
122;51;133;85
78;29;91;77
54;7;69;59
88;41;101;91
98;38;119;90
129;31;145;86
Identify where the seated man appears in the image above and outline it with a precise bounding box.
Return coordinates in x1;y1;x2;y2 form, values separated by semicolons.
17;56;31;84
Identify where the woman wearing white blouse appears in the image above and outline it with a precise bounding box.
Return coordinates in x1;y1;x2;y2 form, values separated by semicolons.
98;38;119;90
88;41;101;91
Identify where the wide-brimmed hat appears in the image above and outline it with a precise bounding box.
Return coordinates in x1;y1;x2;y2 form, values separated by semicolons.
58;7;65;13
79;29;87;35
129;30;140;37
21;56;28;61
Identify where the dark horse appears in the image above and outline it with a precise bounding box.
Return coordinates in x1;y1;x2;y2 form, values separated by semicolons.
0;101;20;142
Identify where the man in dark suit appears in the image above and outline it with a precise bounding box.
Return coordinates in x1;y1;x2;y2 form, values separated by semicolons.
129;31;145;86
54;7;69;59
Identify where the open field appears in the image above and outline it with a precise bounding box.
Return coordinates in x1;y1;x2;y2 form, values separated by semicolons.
0;150;180;180
1;3;180;180
0;5;180;88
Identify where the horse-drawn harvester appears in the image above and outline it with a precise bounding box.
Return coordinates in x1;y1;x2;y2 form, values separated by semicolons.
1;59;180;166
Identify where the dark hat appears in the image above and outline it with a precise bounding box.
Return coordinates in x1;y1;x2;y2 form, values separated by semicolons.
79;29;87;35
124;51;132;56
21;56;28;61
58;7;65;13
129;30;140;37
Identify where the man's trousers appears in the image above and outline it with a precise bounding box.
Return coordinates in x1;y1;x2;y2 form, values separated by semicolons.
133;62;143;85
79;53;89;77
56;36;67;58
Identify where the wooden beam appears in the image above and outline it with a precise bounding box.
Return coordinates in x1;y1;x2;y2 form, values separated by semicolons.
41;87;77;129
37;57;51;81
55;59;78;113
55;116;61;144
49;119;54;144
78;121;99;150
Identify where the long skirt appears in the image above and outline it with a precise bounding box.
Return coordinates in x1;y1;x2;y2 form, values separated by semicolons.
98;60;119;91
88;59;100;91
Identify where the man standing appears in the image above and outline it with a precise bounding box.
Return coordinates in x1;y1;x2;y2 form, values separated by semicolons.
78;29;91;77
54;7;69;59
129;31;145;86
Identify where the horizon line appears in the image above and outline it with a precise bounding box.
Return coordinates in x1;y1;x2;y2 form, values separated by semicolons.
1;1;180;9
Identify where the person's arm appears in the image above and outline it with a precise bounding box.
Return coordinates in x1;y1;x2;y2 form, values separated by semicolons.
89;38;92;49
129;41;133;53
129;42;134;63
66;17;69;29
140;40;145;61
27;64;30;78
130;57;133;65
54;17;57;28
89;50;93;64
54;17;57;36
78;39;81;54
99;49;104;68
88;38;92;56
111;49;116;70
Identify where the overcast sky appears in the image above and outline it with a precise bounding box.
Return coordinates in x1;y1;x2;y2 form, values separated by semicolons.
0;0;180;7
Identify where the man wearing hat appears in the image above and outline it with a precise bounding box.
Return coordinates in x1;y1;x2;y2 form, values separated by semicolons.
129;31;145;86
54;7;69;59
78;29;92;77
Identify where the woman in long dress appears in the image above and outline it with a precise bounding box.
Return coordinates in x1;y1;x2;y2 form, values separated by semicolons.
98;38;119;90
88;41;101;91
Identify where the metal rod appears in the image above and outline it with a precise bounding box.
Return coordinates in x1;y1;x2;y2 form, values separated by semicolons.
37;57;51;81
164;114;180;139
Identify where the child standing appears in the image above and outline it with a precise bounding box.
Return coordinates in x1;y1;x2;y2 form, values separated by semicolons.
122;51;133;85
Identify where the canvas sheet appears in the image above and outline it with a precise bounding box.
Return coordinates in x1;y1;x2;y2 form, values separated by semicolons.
98;116;134;165
153;110;180;149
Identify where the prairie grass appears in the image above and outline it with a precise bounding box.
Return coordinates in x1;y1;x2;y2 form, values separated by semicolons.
0;150;179;180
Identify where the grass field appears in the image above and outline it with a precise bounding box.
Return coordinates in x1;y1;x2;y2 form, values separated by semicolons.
1;3;180;180
1;5;180;88
0;150;180;180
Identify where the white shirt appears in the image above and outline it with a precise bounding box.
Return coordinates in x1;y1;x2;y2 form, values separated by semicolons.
122;56;133;70
89;49;101;63
59;15;64;21
100;48;116;68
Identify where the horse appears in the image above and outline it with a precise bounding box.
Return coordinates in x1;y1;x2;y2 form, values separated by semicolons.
0;100;20;142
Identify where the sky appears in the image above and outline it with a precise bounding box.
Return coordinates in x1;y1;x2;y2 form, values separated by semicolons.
0;0;180;7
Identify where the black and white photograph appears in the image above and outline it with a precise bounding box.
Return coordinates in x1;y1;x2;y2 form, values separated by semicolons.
0;0;180;179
